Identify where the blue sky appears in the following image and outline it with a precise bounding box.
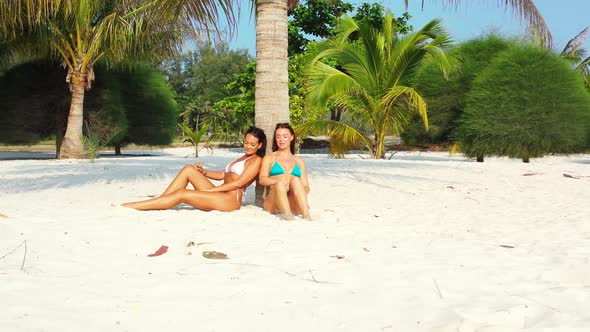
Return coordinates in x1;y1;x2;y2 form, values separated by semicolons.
228;0;590;55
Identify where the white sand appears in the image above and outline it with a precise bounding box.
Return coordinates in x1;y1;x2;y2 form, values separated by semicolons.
1;147;589;331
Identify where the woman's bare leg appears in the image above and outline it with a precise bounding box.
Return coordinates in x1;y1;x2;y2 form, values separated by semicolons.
161;165;214;195
263;183;294;220
288;177;312;220
122;189;240;212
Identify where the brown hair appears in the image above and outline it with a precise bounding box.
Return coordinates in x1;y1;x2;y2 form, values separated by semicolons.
245;126;267;157
272;123;296;154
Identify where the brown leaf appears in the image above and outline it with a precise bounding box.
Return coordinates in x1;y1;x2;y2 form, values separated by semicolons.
202;251;229;259
499;245;514;249
186;241;195;247
446;186;455;189
0;213;7;218
362;248;370;252
330;255;345;259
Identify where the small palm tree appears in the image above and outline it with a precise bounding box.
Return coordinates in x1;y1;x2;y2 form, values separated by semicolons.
0;0;237;159
301;13;456;159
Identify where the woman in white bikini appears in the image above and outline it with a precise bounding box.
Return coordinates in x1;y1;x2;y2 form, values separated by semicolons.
259;123;312;220
120;126;267;212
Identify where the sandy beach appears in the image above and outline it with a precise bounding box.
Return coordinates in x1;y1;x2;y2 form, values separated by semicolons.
1;147;589;331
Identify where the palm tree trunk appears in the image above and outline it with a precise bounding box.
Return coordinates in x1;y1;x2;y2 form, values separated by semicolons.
254;0;290;206
59;73;86;159
374;130;386;159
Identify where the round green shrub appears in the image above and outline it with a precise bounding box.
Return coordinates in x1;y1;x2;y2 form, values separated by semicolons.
115;65;178;146
0;61;68;144
454;43;590;160
402;35;514;146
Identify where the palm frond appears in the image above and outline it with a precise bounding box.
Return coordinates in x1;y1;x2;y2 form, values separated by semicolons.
306;61;358;108
576;54;590;77
419;0;552;48
562;27;588;57
382;85;428;134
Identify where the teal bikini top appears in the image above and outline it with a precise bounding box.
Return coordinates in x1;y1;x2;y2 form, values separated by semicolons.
269;155;302;177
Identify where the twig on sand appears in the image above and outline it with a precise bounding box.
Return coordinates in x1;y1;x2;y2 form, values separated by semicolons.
433;279;443;299
388;151;397;160
358;155;366;159
522;172;543;176
21;240;27;270
227;262;297;277
304;269;339;284
563;173;582;179
0;240;25;262
513;294;561;313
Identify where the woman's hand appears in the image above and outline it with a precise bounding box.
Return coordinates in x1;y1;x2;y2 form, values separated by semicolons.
283;180;289;191
194;162;206;175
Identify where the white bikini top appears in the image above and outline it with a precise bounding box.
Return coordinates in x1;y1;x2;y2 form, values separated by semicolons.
224;156;254;176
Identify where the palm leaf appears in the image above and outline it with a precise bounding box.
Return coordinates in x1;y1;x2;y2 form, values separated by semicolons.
408;0;552;48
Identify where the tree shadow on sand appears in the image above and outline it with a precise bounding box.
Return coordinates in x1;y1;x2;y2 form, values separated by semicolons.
0;152;238;193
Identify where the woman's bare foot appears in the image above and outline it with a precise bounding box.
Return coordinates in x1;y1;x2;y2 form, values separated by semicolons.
284;213;295;221
303;213;313;221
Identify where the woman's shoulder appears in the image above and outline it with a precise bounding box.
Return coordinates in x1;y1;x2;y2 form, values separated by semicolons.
262;152;277;160
247;154;263;163
294;155;306;164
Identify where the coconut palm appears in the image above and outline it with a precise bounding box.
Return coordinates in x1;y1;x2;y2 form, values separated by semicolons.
0;0;237;158
301;14;456;159
254;0;294;154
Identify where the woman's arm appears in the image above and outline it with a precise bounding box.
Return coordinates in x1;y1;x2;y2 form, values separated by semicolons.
195;162;225;181
297;157;311;193
206;157;262;192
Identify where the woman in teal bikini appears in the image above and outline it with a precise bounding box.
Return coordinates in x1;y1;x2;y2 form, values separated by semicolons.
120;127;267;212
259;123;312;220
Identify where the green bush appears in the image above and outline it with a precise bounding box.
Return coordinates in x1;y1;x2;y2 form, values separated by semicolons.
454;43;590;161
115;65;178;146
0;62;177;152
402;35;513;146
0;61;68;144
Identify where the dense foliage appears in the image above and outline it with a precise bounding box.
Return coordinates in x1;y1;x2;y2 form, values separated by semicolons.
454;44;590;161
303;14;455;158
402;35;513;145
0;62;68;145
0;62;178;151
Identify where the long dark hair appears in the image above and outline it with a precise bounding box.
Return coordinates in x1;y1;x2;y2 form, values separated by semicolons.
246;126;267;157
272;123;296;154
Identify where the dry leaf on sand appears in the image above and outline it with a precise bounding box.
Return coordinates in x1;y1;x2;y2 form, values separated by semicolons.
202;251;229;259
147;245;168;257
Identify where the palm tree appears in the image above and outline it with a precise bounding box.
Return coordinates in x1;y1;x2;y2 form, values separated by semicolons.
0;0;237;158
254;0;294;152
301;14;456;159
252;1;551;151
